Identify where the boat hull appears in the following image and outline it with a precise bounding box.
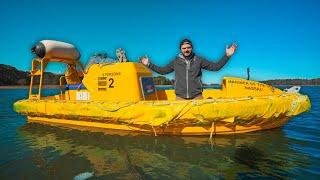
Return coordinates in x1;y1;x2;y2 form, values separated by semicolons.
27;116;292;135
14;92;311;136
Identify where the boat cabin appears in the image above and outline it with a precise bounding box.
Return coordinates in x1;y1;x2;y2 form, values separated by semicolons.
28;40;282;102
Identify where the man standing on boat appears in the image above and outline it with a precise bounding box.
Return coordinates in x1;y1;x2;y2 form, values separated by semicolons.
140;39;237;100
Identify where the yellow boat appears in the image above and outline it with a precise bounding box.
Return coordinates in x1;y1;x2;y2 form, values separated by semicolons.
13;40;311;136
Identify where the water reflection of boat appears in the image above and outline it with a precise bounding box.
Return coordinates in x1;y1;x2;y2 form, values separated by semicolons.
18;123;307;179
14;40;311;135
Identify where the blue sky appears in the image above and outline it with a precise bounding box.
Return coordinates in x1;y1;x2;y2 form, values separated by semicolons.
0;0;319;83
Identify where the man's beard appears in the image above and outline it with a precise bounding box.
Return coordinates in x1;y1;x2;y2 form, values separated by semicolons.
183;51;194;60
184;51;192;56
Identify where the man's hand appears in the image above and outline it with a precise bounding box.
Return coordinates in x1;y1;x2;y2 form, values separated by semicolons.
140;56;150;66
226;43;237;57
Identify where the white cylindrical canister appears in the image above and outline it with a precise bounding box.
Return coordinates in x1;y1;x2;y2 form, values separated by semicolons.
31;40;80;64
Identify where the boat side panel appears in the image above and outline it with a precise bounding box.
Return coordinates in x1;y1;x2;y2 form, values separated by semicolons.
156;89;224;100
27;116;292;135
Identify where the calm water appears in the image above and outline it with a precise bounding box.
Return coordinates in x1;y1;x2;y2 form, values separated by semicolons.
0;87;319;179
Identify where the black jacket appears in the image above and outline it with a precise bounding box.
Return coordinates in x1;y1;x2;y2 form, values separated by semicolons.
148;54;230;99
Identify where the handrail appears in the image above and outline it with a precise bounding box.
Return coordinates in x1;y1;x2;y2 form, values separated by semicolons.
59;76;66;99
28;57;84;100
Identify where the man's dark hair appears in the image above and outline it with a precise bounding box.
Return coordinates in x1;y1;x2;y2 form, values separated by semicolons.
180;39;193;48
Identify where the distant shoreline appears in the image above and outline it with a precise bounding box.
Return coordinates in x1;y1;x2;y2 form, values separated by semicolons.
0;85;60;89
157;85;320;87
1;64;319;87
271;85;320;87
1;84;319;90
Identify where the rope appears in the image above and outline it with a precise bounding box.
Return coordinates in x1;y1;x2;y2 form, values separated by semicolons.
95;102;137;112
173;101;193;120
151;125;157;136
209;121;216;139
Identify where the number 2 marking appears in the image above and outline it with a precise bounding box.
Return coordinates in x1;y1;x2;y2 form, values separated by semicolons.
108;78;114;88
